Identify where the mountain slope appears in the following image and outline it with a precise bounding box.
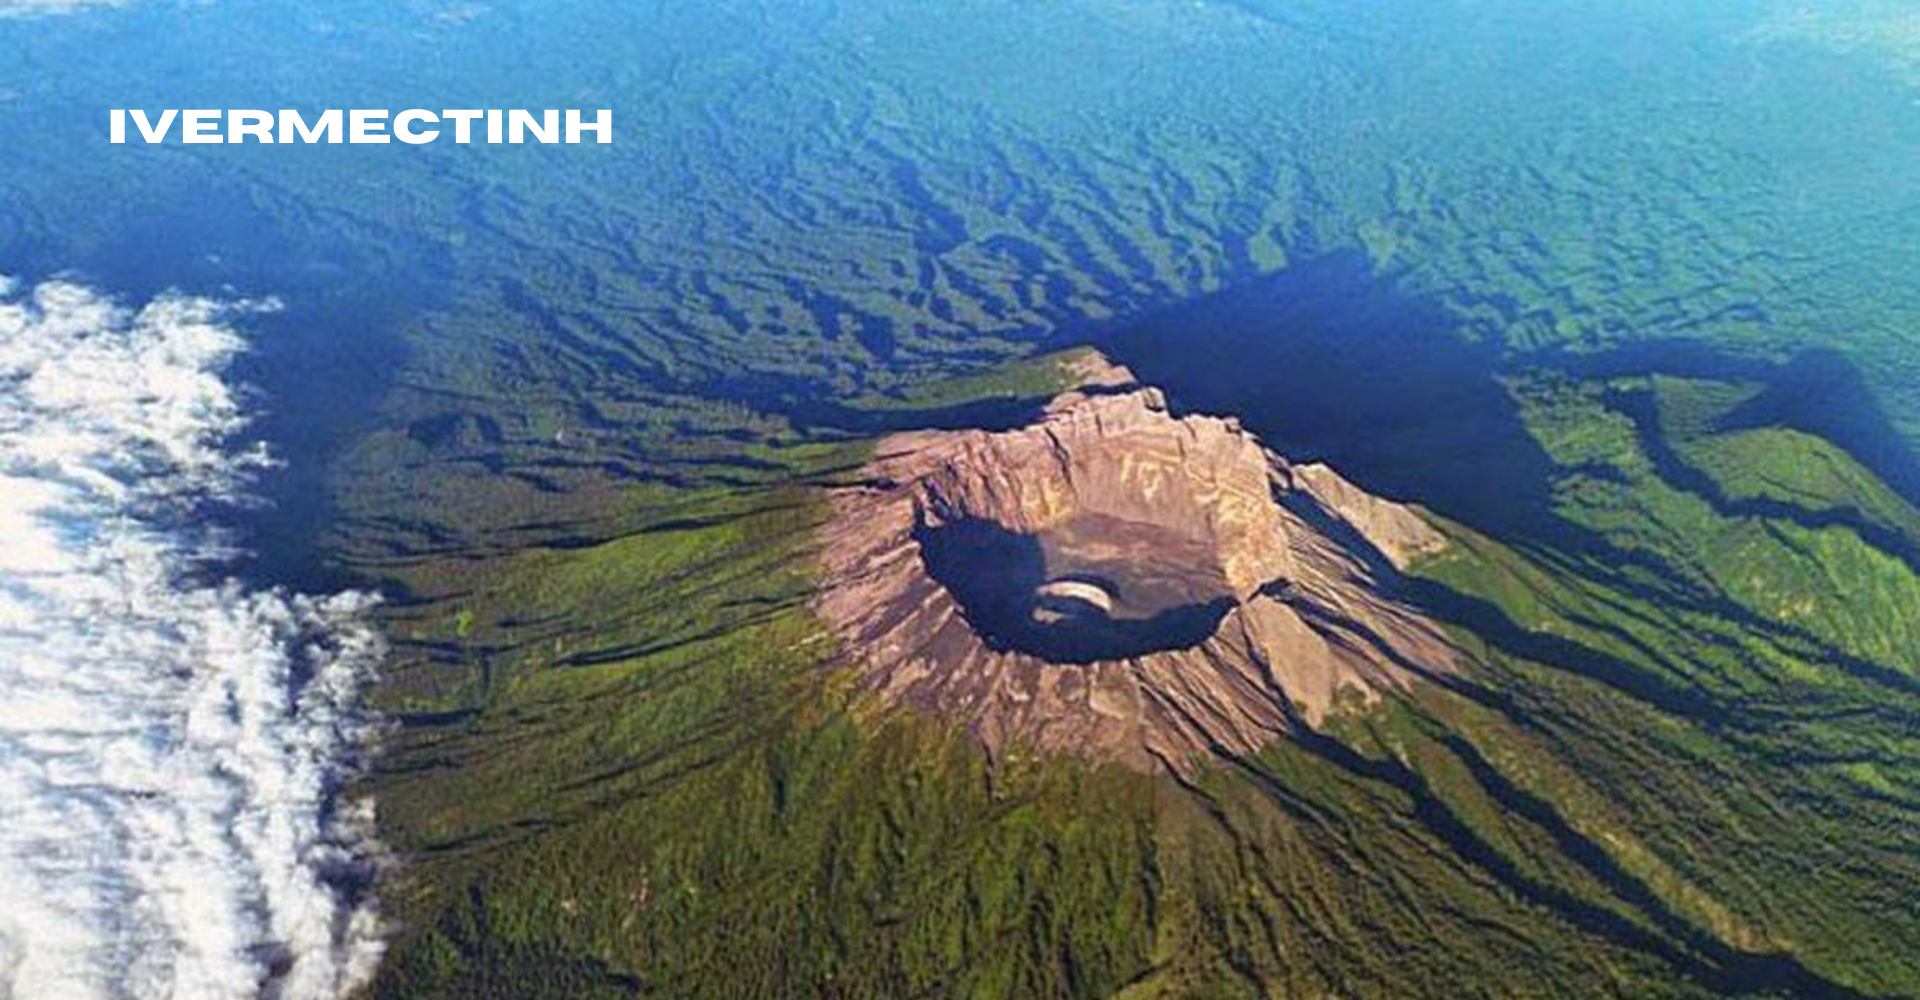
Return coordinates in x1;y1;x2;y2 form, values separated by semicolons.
359;351;1920;1000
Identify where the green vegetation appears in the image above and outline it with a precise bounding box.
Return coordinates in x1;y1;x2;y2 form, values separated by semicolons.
367;452;1165;999
359;354;1920;999
5;4;1916;997
9;2;1920;466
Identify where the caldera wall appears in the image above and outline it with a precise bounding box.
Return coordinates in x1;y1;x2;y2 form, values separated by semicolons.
814;354;1458;772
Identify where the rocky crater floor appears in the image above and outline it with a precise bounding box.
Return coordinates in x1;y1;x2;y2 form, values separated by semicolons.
815;354;1460;772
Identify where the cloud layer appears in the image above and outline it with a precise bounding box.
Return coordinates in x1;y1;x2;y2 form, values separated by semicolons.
0;279;384;1000
0;0;129;18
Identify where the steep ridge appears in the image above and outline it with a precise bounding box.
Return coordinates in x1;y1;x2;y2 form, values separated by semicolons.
816;354;1458;771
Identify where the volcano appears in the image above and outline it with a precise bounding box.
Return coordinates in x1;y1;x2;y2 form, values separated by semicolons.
815;353;1460;772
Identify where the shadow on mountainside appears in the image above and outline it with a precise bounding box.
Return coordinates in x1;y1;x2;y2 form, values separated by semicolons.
1098;251;1920;562
1099;252;1573;548
1092;251;1920;713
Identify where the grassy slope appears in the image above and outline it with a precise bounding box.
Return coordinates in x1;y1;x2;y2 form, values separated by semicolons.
367;358;1170;999
1425;374;1920;990
0;6;1911;996
360;355;1920;1000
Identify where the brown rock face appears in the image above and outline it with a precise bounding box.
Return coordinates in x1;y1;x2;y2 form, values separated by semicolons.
814;354;1458;773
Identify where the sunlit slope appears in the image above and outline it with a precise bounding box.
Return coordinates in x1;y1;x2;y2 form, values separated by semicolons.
0;2;1915;998
360;356;1920;1000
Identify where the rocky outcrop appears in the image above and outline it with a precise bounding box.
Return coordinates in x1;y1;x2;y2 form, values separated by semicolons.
814;353;1458;773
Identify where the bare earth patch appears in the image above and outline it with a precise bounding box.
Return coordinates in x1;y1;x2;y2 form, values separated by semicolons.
815;354;1460;772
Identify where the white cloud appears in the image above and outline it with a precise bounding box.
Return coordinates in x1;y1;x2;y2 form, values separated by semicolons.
0;279;385;1000
0;0;129;18
1746;2;1920;84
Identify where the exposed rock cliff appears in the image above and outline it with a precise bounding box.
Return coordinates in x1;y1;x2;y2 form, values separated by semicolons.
814;354;1458;772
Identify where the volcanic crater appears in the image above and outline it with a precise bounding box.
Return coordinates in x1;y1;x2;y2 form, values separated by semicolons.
816;353;1460;772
